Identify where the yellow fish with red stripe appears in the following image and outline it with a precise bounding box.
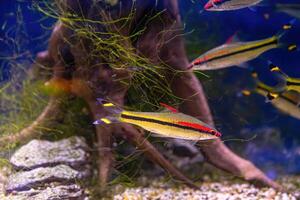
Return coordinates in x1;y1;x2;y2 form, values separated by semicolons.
94;101;221;140
269;62;300;94
243;71;300;120
189;20;297;71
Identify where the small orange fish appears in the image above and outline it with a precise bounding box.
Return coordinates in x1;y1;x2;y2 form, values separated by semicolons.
43;78;72;95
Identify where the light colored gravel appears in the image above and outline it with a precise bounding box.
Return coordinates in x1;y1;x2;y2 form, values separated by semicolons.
113;178;300;200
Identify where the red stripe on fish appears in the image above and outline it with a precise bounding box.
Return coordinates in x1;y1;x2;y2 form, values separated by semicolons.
177;121;212;132
177;121;221;137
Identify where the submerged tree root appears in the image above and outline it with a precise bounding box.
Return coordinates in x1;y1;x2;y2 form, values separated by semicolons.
170;72;282;190
115;124;198;189
0;97;63;147
1;0;283;193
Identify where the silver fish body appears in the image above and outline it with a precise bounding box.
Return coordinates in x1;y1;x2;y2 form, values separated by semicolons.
256;87;300;120
205;0;263;11
191;36;278;71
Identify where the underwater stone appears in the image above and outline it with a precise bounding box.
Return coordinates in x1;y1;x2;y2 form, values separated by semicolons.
10;136;90;170
3;184;88;200
5;165;90;193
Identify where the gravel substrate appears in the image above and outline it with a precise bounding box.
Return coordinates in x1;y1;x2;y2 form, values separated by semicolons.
112;177;300;200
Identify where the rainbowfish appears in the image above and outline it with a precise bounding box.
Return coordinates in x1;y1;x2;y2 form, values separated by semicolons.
269;62;300;94
93;101;221;140
189;21;297;71
243;71;300;120
275;4;300;20
204;0;263;11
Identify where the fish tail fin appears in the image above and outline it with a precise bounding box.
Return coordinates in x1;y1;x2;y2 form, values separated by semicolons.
277;19;298;51
93;98;122;125
249;69;281;101
241;89;252;96
268;61;288;78
277;19;296;39
268;61;288;93
250;69;268;91
251;69;259;82
266;92;279;102
238;70;259;97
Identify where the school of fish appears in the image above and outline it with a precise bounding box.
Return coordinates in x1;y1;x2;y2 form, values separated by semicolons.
92;1;300;141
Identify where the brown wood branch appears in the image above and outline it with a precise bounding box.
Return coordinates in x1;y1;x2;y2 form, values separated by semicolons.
23;0;283;191
95;125;114;188
0;20;75;148
134;0;281;189
159;27;281;189
0;97;63;147
87;100;115;189
114;123;198;189
199;139;282;189
69;50;198;188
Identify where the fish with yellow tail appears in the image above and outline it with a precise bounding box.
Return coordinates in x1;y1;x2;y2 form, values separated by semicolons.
268;62;300;94
242;71;300;120
189;20;297;71
93;101;221;140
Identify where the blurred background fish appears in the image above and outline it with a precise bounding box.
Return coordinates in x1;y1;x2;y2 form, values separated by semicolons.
243;71;300;120
189;20;296;71
204;0;263;11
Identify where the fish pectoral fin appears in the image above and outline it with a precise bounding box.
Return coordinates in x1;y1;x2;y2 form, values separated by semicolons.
241;90;252;96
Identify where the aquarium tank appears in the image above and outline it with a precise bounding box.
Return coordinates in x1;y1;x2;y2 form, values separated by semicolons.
0;0;299;199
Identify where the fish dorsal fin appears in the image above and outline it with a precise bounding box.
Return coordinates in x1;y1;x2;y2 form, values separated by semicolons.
159;103;178;113
225;31;240;44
